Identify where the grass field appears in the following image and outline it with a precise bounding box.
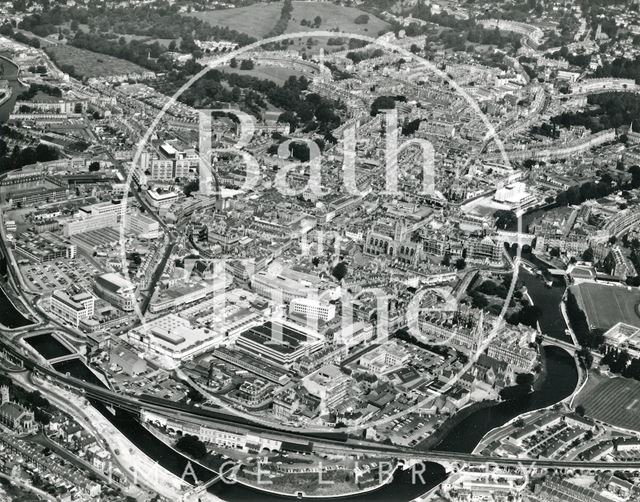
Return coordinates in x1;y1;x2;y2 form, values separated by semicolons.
187;2;390;40
571;282;640;331
45;45;148;79
575;373;640;432
187;3;284;38
220;64;306;84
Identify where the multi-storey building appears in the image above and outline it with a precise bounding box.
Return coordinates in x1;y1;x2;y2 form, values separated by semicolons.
50;290;95;327
64;212;117;237
236;320;323;368
302;365;351;411
289;297;336;321
93;273;136;311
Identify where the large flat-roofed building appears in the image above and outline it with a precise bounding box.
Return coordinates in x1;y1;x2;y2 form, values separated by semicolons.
302;364;350;411
289;298;336;321
125;211;160;238
251;268;330;303
213;347;291;384
79;200;126;220
127;314;223;362
93;273;136;311
236;320;323;368
145;189;180;209
50;290;95;327
148;273;232;313
64;212;117;237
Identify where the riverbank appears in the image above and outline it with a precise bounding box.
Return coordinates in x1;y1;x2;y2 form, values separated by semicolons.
0;282;33;329
0;54;27;122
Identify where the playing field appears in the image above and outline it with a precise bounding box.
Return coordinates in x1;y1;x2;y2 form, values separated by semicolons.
575;374;640;432
45;45;148;79
570;282;640;331
187;2;390;40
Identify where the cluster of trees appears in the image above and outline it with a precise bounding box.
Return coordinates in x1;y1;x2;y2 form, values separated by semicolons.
266;0;293;38
0;143;60;175
69;31;173;73
394;328;451;359
552;93;640;133
346;48;384;64
0;376;54;425
331;262;348;281
601;348;640;381
20;4;255;46
530;122;559;139
300;16;322;28
548;46;591;69
494;209;518;230
593;56;640;83
370;95;398;116
401;118;422;136
565;288;604;348
554;170;626;207
175;434;207;459
0;23;41;48
354;14;370;24
506;304;542;329
475;279;510;300
18;83;62;101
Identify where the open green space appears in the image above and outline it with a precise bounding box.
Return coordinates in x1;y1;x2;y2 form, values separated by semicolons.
575;373;640;432
45;44;148;78
187;1;390;40
570;282;640;332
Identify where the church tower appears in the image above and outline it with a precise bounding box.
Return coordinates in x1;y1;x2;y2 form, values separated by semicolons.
472;310;485;354
0;384;9;404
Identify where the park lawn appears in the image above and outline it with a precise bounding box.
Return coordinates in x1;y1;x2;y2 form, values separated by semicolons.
570;282;640;332
187;3;284;38
45;44;148;79
575;372;640;432
286;1;390;37
187;2;390;41
220;64;307;85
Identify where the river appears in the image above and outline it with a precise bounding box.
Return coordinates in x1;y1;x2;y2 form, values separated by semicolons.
0;55;27;122
39;344;576;501
0;284;33;328
434;346;577;453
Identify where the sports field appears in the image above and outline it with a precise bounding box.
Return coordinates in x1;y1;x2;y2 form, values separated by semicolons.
46;45;147;79
570;282;640;331
575;374;640;432
187;2;389;39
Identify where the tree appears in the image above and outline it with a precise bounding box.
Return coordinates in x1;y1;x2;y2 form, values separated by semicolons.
229;57;238;68
575;405;586;417
88;161;100;172
313;15;322;27
494;209;517;230
240;59;254;70
175;435;207;459
582;247;594;262
630;165;640;188
332;262;348;281
278;111;298;130
370;96;396;116
455;258;466;270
